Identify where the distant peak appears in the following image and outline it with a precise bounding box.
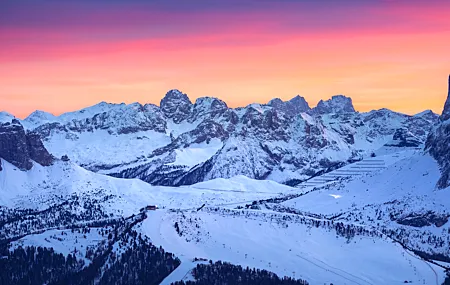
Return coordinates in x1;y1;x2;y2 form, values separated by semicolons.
25;110;55;121
268;98;283;106
312;95;355;115
268;95;310;116
160;89;193;123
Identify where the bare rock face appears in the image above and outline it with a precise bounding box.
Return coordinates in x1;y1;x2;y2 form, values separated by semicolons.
441;75;450;121
160;89;193;123
312;95;355;115
268;95;310;117
0;120;54;170
385;128;422;147
26;132;54;166
425;75;450;189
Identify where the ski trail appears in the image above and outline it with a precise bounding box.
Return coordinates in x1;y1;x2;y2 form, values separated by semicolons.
295;254;367;285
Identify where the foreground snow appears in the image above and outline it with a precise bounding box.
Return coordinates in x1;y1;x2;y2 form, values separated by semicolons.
140;209;446;285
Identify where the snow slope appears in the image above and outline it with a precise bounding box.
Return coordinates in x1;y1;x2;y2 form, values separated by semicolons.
140;209;447;285
0;158;296;213
191;175;297;194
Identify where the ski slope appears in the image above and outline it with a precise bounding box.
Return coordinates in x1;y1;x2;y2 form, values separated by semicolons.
139;209;447;285
297;149;417;189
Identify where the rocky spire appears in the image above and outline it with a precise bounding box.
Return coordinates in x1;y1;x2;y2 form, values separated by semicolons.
160;89;193;123
441;75;450;121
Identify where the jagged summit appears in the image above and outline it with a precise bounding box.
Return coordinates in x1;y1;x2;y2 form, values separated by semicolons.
160;89;193;123
268;95;310;117
312;95;355;115
312;95;356;115
441;75;450;121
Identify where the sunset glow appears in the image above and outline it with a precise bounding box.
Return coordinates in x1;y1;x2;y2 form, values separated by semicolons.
1;0;449;118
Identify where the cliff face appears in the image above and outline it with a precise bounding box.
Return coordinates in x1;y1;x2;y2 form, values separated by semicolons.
0;120;54;170
425;75;450;189
441;75;450;121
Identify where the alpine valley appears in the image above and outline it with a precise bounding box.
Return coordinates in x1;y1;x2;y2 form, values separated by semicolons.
1;77;450;284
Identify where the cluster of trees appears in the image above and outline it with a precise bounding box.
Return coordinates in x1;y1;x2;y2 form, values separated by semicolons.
0;229;180;285
97;231;180;285
0;194;113;241
0;203;181;285
0;246;84;285
443;271;450;285
171;261;309;285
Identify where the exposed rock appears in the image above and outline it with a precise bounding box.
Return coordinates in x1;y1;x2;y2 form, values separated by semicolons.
395;211;449;228
384;128;422;147
441;75;450;121
190;97;228;122
26;132;54;166
425;121;450;189
312;95;355;115
0;121;54;170
160;89;193;123
425;76;450;189
0;121;33;170
268;95;310;117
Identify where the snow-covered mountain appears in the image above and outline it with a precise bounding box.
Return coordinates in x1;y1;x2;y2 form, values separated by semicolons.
12;90;438;187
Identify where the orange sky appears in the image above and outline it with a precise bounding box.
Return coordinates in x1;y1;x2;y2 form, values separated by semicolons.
0;1;449;118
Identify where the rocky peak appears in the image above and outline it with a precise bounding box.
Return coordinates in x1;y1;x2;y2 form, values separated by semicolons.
441;75;450;121
313;95;355;115
268;95;310;117
160;89;193;123
413;110;439;123
190;97;228;121
0;120;54;170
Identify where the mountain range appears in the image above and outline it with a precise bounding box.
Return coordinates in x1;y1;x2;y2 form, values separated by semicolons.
0;90;440;187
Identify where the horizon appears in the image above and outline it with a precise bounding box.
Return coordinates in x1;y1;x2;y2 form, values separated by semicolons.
0;89;444;119
1;1;450;118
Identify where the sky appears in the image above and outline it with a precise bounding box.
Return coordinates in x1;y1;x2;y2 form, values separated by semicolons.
1;0;449;118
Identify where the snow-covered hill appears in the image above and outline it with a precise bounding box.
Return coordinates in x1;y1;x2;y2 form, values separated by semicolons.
11;90;438;187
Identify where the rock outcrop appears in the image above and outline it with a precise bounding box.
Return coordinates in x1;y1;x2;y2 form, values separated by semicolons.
160;89;193;123
268;95;310;117
441;75;450;121
385;128;422;147
312;95;355;115
425;75;450;189
0;120;54;170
